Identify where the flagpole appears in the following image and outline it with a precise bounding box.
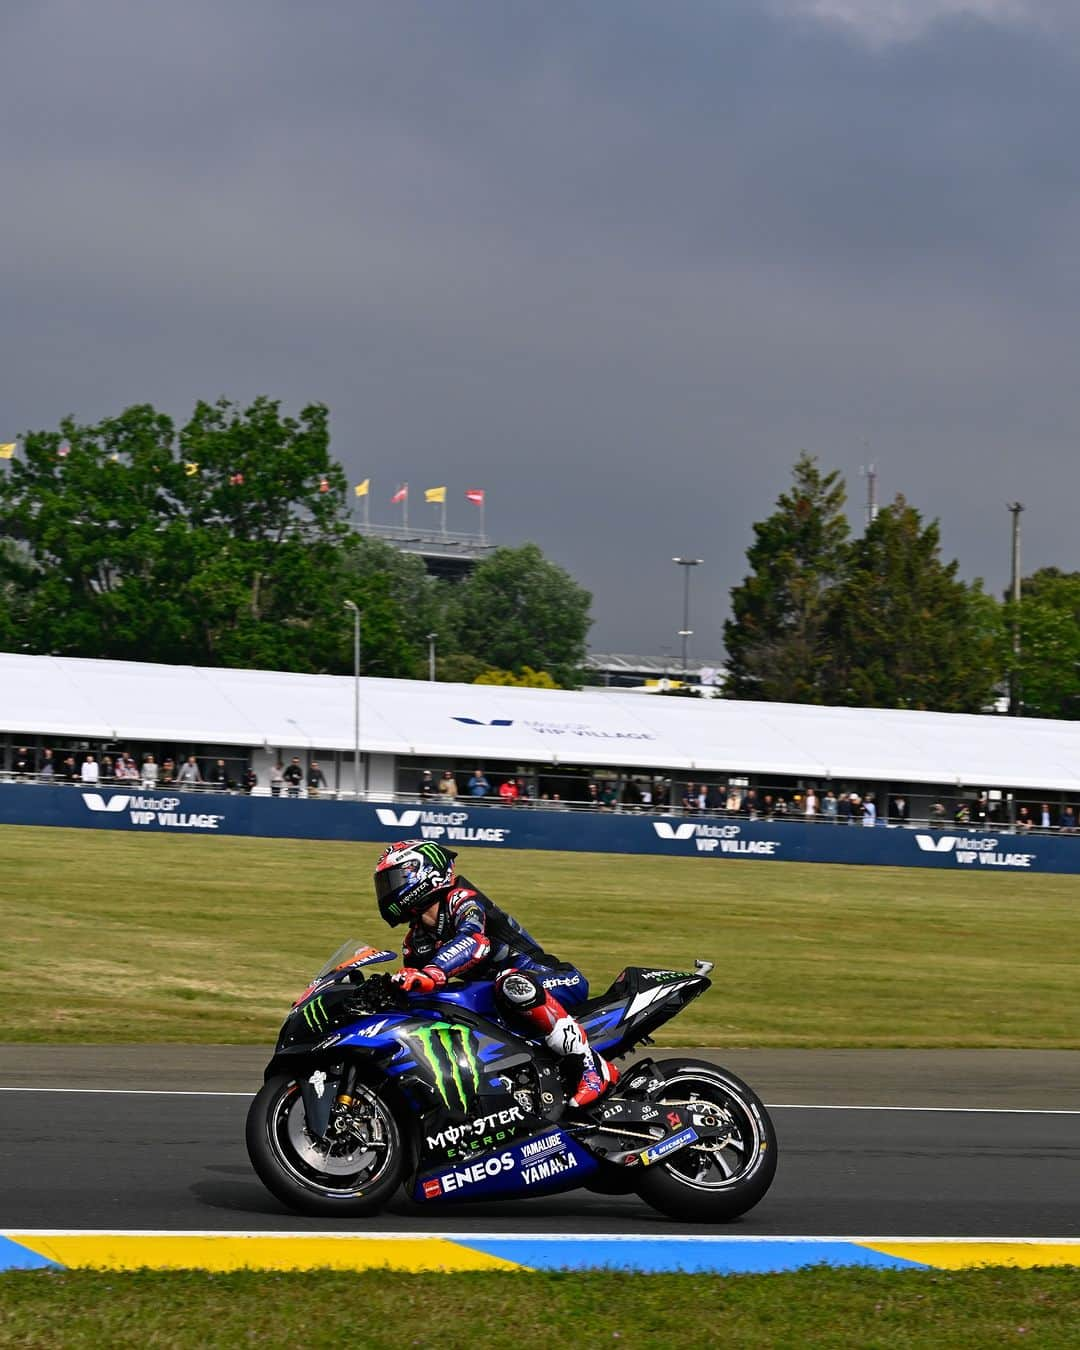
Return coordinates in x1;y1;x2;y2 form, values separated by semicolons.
441;496;447;538
364;492;370;529
403;487;408;531
480;496;485;545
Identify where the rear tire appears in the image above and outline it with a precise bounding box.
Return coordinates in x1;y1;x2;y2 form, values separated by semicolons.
633;1058;777;1222
246;1072;403;1217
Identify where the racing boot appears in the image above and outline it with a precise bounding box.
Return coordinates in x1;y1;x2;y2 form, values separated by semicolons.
510;983;620;1108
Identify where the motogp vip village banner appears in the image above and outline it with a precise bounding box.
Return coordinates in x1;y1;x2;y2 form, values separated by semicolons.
3;783;1080;873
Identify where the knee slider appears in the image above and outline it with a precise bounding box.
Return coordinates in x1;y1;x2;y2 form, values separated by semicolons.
495;969;544;1009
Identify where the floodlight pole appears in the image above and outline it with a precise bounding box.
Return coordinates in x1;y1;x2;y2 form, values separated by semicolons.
427;632;437;682
1008;503;1024;716
344;600;362;797
672;557;704;678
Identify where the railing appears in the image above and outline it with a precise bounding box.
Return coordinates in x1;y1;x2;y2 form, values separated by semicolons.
3;770;1078;835
356;523;490;550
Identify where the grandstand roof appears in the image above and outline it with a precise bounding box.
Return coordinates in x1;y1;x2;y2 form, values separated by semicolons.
2;652;1079;791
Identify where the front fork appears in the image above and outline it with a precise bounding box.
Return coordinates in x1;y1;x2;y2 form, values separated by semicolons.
298;1061;356;1141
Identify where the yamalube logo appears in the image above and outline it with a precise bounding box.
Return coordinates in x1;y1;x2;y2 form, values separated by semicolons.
652;820;779;856
83;792;224;831
914;834;1035;868
374;806;509;844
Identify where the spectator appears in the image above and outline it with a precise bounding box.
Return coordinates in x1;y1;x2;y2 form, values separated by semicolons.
823;789;838;821
515;776;531;806
599;781;618;811
586;782;600;809
468;769;491;798
891;795;909;824
1038;803;1054;831
80;754;99;786
307;761;327;798
141;755;159;789
270;763;285;797
622;778;643;811
13;747;35;779
39;749;55;780
112;754;132;782
209;759;230;790
61;755;78;784
743;787;758;819
549;792;570;811
762;794;775;819
162;757;176;784
681;782;697;814
847;792;862;824
972;795;989;827
1060;805;1077;833
639;781;653;809
953;801;970;826
419;770;436;801
804;788;818;817
438;769;458;800
929;799;947;828
705;783;723;813
283;757;304;798
775;795;789;816
837;793;851;825
498;777;518;805
100;755;114;782
862;794;877;827
1015;805;1033;831
175;756;203;789
242;766;258;794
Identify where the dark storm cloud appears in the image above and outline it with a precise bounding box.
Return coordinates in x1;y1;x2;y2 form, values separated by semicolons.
3;1;1080;657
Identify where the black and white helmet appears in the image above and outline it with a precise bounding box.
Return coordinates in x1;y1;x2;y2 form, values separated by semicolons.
374;839;457;926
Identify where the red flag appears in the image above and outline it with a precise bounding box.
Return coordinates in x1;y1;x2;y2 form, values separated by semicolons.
391;484;408;504
465;489;485;506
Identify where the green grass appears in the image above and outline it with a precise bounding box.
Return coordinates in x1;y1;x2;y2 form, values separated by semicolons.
0;825;1077;1046
0;1268;1077;1348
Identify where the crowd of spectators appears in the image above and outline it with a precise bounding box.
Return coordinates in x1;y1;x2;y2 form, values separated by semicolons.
6;743;1080;831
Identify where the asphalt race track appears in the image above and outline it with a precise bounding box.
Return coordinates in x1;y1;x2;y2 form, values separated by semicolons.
1;1047;1077;1238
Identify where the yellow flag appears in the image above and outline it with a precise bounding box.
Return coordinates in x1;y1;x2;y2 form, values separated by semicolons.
355;478;370;498
425;485;446;504
0;443;15;459
185;461;200;477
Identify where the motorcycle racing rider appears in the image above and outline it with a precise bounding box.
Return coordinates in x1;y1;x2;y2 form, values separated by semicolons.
375;840;619;1108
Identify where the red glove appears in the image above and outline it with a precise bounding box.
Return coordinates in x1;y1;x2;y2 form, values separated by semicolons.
392;965;447;994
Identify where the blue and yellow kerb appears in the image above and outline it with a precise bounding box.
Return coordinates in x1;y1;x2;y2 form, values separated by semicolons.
1;1233;1077;1274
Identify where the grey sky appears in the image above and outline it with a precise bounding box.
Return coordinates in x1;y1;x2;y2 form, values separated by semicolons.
4;1;1079;659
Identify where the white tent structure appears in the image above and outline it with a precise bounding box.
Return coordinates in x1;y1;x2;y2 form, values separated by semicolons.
2;652;1080;797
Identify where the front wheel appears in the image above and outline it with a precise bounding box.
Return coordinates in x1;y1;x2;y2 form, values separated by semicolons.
633;1058;777;1222
246;1072;403;1216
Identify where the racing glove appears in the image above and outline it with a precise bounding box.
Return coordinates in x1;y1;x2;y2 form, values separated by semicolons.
392;965;447;994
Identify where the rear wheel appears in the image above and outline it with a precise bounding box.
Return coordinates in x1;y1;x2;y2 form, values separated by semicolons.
246;1072;403;1217
633;1058;777;1222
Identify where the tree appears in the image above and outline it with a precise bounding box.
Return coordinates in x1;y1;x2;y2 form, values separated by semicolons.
723;453;849;702
1006;568;1080;718
473;666;559;688
453;544;591;688
822;495;1001;712
0;399;426;675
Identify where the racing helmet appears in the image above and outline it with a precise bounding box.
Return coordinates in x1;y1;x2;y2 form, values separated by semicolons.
374;839;457;926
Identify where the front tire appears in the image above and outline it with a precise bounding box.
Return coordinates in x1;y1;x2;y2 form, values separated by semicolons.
246;1072;403;1217
633;1058;777;1222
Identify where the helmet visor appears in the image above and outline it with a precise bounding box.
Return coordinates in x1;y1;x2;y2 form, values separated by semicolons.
375;862;420;924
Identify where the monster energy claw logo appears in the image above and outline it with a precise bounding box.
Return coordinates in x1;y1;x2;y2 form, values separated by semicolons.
411;1022;480;1111
301;995;330;1033
415;842;448;869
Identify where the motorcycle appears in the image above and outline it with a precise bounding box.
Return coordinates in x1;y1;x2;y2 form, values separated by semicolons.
246;941;777;1222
